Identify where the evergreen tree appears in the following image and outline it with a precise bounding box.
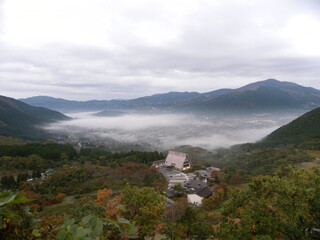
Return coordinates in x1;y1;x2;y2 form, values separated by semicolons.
1;175;17;189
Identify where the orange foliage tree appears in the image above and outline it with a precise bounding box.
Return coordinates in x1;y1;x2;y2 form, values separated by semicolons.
95;188;113;206
56;193;66;203
106;194;123;219
94;188;123;220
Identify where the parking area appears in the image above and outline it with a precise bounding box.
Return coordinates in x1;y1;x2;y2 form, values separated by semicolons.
159;168;197;188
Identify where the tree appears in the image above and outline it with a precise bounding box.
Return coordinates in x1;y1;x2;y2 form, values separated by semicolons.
32;168;42;179
17;173;29;184
180;207;196;237
106;194;123;219
95;188;113;206
202;188;225;211
56;193;67;203
167;198;188;222
217;168;320;240
229;173;242;185
121;185;166;238
192;222;214;240
1;175;17;189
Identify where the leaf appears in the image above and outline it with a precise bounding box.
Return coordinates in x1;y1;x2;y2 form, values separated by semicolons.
81;215;91;225
23;206;31;214
11;195;34;205
64;217;75;226
0;191;16;206
127;224;138;235
105;218;122;232
76;226;86;238
32;229;41;237
92;217;103;235
56;230;67;240
117;216;130;225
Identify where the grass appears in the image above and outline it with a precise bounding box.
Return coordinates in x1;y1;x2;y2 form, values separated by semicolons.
305;150;320;159
40;201;75;218
294;161;320;169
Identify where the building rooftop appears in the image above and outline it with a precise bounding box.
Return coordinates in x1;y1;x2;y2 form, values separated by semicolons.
195;170;211;178
184;179;207;190
165;151;191;170
196;186;213;198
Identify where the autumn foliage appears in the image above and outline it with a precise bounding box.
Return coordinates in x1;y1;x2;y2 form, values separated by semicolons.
230;173;243;185
202;183;226;211
106;194;123;219
95;188;113;206
56;193;66;203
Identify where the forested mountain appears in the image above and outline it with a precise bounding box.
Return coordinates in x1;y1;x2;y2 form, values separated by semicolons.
176;79;320;112
261;107;320;148
20;79;320;113
0;95;70;139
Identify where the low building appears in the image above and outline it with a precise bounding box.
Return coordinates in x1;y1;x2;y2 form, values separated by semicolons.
164;151;192;171
187;194;203;206
152;159;165;168
207;166;220;172
187;186;213;206
195;186;213;198
184;179;207;191
195;170;211;179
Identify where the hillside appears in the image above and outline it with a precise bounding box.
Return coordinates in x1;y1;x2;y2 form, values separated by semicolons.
0;95;70;139
20;79;320;113
261;107;320;147
179;79;320;112
182;86;301;112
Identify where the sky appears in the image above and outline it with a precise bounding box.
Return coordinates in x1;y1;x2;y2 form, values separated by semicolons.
1;0;320;100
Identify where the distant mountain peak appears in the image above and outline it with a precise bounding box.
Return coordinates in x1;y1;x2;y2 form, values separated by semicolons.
19;79;320;113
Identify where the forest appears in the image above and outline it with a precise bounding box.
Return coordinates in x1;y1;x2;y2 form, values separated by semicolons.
0;139;319;239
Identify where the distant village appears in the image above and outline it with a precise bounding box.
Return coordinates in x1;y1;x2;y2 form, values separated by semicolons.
152;150;220;206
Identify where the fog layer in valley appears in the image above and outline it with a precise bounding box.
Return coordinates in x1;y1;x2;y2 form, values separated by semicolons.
45;112;300;151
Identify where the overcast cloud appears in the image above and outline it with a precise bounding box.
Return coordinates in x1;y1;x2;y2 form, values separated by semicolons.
1;0;320;100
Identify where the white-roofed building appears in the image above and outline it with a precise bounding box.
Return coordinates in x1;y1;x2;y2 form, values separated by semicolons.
164;151;192;171
187;194;203;206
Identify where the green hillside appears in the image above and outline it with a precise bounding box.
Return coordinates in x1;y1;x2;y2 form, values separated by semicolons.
262;107;320;148
0;95;70;140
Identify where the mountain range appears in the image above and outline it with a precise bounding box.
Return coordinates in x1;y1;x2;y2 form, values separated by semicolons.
20;79;320;113
1;79;320;144
0;95;70;140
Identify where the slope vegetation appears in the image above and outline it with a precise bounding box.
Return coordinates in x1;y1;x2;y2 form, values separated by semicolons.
261;107;320;147
0;95;70;139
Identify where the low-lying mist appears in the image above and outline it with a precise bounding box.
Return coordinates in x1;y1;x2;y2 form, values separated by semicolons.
44;111;300;151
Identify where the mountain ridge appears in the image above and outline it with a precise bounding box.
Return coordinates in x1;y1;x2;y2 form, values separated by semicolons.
0;95;70;140
20;79;320;113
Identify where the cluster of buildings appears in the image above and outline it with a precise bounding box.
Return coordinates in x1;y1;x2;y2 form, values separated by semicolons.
153;151;220;206
27;168;55;183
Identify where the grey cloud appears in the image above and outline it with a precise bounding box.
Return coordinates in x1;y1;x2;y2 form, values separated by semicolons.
0;0;320;100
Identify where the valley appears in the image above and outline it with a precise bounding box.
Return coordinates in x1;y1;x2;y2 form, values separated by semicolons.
1;80;320;239
1;1;320;238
